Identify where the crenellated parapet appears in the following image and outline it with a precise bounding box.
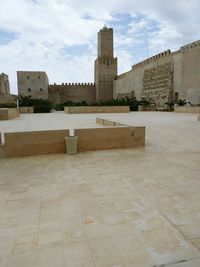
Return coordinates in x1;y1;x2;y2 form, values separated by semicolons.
132;50;171;69
48;82;96;105
49;82;95;88
180;40;200;51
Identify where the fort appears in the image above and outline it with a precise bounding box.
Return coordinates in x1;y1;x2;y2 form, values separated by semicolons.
1;26;200;267
0;26;200;108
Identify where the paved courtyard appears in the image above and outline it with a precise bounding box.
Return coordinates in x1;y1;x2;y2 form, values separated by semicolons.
0;112;200;267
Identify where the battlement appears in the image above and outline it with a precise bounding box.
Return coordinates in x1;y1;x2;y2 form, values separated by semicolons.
49;82;95;87
48;82;96;105
132;50;171;69
180;40;200;51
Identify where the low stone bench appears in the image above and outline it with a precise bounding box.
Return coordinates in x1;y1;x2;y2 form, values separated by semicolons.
0;108;19;120
0;122;145;157
174;106;200;113
19;106;34;114
64;106;130;114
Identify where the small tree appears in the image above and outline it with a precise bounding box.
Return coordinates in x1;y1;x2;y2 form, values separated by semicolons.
17;95;33;107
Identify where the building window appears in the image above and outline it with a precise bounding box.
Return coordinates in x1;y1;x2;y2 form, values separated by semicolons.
28;88;31;92
40;88;43;91
38;76;40;79
27;76;30;79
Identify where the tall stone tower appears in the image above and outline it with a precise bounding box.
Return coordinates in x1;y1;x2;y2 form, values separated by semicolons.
95;26;117;102
0;73;10;94
17;71;49;99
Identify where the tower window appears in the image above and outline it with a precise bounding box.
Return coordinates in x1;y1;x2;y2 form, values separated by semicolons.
28;88;31;92
40;88;43;91
27;76;30;79
38;76;40;79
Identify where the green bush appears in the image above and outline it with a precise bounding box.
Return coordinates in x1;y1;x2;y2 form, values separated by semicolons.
55;100;88;111
55;97;142;111
0;103;16;108
32;99;52;113
97;97;140;111
177;99;186;106
18;95;33;107
139;98;152;107
17;95;52;113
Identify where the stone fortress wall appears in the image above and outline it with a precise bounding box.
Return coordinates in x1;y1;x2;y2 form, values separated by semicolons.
16;26;117;105
1;27;200;108
114;40;200;107
142;62;173;108
48;83;96;105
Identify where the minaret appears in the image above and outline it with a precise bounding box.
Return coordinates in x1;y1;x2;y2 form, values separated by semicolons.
95;26;117;102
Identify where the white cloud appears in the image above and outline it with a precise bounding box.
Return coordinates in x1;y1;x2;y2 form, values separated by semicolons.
0;0;200;94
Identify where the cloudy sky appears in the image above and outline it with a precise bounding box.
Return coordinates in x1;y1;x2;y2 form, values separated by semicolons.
0;0;200;94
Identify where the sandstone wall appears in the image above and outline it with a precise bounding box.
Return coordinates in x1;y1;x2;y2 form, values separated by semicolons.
95;27;118;102
114;40;200;107
96;117;145;147
0;124;144;157
0;73;10;94
0;130;69;157
114;50;173;105
142;62;173;108
113;68;143;100
174;106;200;113
19;106;34;113
17;71;49;100
48;83;96;105
0;93;16;104
0;108;19;120
64;106;130;114
180;41;200;105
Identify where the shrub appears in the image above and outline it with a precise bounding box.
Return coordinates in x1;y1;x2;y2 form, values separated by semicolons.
177;99;186;106
32;99;52;113
164;101;175;111
55;100;88;110
139;98;152;107
0;103;16;108
55;97;141;111
17;95;33;106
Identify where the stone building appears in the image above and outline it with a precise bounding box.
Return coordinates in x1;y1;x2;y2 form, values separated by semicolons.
17;27;200;107
0;73;10;94
95;26;117;102
17;71;49;100
0;73;16;104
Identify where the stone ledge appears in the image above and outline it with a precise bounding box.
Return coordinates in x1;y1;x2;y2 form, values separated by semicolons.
0;108;19;120
64;106;130;114
0;121;145;157
19;106;34;114
174;106;200;113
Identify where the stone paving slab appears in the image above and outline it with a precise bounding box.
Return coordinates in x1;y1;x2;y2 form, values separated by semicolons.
0;112;200;266
0;112;104;133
